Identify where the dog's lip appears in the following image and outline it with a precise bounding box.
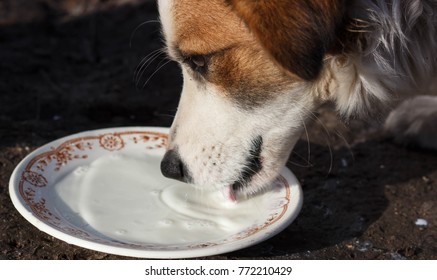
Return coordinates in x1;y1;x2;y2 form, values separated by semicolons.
221;185;237;202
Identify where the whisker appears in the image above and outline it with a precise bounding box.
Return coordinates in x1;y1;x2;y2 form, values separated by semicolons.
134;49;162;74
135;49;165;87
134;50;161;82
136;51;166;87
285;103;314;168
153;112;176;119
142;59;172;88
306;109;334;174
129;19;161;48
288;103;334;174
296;105;312;167
289;150;314;168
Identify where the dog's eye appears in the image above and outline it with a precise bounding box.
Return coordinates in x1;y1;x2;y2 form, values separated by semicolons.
184;55;208;74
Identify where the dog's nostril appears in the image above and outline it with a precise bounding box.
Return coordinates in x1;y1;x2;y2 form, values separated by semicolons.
160;150;187;182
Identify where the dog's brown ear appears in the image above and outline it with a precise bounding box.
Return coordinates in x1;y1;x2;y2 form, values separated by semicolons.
226;0;345;80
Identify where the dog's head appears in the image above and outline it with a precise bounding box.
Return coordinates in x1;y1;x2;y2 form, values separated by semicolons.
158;0;347;199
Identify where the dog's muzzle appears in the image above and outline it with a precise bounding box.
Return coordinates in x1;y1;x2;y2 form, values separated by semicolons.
160;136;263;202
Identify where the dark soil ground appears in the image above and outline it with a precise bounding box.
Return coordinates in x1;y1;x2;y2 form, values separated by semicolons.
1;0;436;260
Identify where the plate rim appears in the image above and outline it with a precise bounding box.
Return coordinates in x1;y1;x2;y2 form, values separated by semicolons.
9;126;303;259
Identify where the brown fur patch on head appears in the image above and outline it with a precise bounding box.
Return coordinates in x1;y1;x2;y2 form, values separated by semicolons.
169;0;297;108
207;44;295;108
225;0;346;81
171;0;250;56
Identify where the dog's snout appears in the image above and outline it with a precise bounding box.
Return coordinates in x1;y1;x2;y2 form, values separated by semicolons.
160;150;188;182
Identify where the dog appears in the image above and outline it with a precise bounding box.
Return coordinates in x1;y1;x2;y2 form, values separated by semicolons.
157;0;437;201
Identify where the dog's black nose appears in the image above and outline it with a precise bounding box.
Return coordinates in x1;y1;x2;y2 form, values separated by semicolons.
160;150;188;182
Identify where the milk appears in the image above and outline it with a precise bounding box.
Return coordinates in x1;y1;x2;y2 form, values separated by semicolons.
52;153;268;245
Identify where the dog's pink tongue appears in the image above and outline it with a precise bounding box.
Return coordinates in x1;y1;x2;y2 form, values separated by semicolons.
222;185;237;202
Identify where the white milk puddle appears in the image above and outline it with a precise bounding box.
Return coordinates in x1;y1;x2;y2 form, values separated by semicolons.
52;154;267;245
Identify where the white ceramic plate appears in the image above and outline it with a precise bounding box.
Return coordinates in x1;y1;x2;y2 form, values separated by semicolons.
9;127;303;259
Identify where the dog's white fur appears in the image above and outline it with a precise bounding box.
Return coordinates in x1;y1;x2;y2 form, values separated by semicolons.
158;0;437;196
169;67;311;194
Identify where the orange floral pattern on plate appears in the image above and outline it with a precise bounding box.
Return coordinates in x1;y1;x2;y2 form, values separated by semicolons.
22;170;48;187
16;129;291;251
99;133;125;151
18;130;168;243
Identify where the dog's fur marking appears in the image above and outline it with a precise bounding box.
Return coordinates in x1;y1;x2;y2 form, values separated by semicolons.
226;0;346;80
158;0;437;195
